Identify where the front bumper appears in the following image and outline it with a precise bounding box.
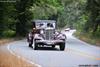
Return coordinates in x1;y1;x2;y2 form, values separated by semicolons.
35;40;65;45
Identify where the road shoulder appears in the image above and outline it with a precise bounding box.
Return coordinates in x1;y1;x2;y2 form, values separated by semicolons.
0;38;37;67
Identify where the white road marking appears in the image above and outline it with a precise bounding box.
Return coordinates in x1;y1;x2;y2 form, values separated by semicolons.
7;44;42;67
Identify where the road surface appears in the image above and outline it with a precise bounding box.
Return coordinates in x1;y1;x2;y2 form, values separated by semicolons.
8;30;100;67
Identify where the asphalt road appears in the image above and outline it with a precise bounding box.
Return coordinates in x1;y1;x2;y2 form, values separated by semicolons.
8;30;100;67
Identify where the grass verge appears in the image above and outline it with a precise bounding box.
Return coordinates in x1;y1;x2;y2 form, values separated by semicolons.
74;31;100;47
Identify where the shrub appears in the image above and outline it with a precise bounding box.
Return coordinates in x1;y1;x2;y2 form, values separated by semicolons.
2;30;16;37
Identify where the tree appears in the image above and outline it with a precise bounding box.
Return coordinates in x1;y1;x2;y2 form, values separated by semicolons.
85;0;100;33
57;0;86;28
15;0;34;36
0;3;5;36
0;2;15;37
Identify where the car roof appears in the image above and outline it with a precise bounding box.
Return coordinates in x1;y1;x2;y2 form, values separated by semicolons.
32;20;56;23
32;20;56;29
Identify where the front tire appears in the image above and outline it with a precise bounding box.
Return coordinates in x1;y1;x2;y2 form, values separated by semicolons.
28;41;33;48
60;43;65;51
52;45;55;48
34;42;38;50
29;43;33;48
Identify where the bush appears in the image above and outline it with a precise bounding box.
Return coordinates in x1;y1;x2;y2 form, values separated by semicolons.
93;30;100;39
2;30;16;37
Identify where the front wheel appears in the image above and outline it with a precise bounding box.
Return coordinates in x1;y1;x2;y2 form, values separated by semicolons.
59;43;65;51
28;41;33;48
34;42;38;50
29;43;33;48
52;45;55;48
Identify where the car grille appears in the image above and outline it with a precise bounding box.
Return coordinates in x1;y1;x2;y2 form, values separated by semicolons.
45;28;55;40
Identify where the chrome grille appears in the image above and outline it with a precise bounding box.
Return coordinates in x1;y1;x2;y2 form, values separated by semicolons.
45;28;54;40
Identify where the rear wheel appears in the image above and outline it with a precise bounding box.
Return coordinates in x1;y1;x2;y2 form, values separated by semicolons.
60;43;65;51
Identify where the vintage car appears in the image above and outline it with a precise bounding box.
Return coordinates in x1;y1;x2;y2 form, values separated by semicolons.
27;20;66;50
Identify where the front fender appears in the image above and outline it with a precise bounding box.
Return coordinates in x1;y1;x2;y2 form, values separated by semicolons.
55;33;66;40
34;34;44;40
27;32;33;42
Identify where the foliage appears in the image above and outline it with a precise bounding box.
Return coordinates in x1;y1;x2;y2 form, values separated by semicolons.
0;0;100;38
79;0;100;38
57;0;86;28
71;0;100;38
15;0;34;36
30;0;62;20
2;30;15;38
0;2;16;37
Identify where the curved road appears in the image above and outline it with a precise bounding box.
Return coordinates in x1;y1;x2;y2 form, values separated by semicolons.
8;30;100;67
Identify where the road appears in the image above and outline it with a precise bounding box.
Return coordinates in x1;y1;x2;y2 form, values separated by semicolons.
8;30;100;67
